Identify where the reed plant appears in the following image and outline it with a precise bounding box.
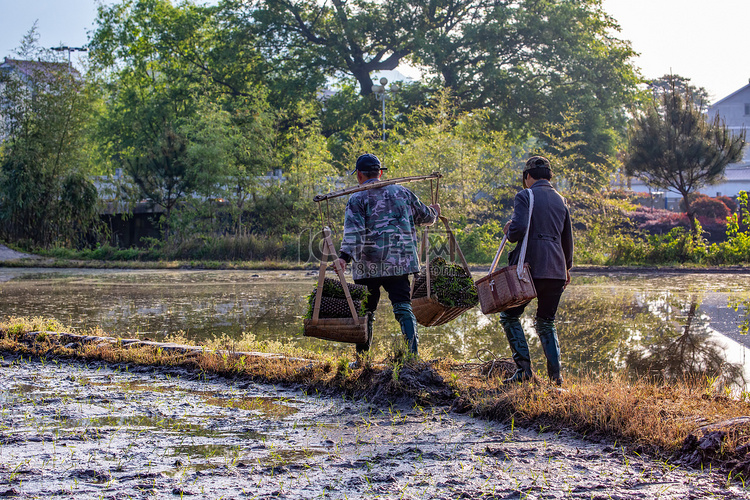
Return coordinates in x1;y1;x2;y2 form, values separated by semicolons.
162;234;287;261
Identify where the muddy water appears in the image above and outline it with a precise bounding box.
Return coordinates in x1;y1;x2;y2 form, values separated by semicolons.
1;357;748;499
1;268;749;386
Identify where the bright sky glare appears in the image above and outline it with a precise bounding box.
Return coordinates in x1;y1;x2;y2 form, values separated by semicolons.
601;0;750;102
1;0;749;103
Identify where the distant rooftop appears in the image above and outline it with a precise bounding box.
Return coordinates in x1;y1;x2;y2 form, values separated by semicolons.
0;57;80;80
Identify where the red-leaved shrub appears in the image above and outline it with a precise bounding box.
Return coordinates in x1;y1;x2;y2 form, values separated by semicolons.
692;196;730;219
679;194;731;219
718;195;738;214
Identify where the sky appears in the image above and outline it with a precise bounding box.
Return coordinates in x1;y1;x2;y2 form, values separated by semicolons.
1;0;750;104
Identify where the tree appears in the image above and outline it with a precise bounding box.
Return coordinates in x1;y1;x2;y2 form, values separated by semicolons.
93;55;209;237
0;26;101;247
415;0;640;178
329;90;516;218
247;0;480;96
649;74;710;112
533;111;609;193
247;0;639;184
91;0;278;238
626;77;745;235
123;129;194;222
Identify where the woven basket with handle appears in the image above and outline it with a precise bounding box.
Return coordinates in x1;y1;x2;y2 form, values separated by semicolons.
411;217;477;326
476;188;537;315
303;227;369;344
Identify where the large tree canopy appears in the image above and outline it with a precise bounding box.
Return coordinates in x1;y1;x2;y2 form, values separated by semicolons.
245;0;480;96
85;0;644;237
243;0;640;181
414;0;640;180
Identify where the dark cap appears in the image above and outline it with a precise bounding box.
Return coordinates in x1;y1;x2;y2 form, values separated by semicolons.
524;156;551;171
350;153;387;175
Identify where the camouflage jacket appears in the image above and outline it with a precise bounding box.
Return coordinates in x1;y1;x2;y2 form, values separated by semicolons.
340;179;437;280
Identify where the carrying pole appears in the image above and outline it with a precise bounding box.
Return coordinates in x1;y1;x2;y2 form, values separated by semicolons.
313;172;442;202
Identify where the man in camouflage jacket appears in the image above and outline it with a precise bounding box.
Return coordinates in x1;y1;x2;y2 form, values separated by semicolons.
336;154;440;357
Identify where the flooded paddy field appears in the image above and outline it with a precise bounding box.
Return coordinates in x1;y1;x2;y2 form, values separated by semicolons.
1;268;749;386
2;356;749;499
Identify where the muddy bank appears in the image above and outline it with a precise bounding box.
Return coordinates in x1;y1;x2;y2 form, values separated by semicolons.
0;245;36;262
1;356;748;499
1;246;748;274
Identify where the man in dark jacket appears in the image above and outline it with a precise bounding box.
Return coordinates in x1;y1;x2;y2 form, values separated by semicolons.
501;156;573;385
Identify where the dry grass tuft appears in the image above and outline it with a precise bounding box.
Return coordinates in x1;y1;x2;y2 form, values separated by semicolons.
463;373;745;450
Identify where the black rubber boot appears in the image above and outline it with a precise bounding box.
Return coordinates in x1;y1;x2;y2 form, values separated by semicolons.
500;312;533;384
503;360;533;384
392;301;418;355
536;318;562;385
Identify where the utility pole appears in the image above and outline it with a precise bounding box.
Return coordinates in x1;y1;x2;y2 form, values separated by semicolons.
51;45;88;65
371;77;398;141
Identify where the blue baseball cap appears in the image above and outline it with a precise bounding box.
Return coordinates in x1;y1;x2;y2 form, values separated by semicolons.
350;153;387;175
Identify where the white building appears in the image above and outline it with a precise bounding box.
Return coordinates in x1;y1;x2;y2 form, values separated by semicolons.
706;81;750;197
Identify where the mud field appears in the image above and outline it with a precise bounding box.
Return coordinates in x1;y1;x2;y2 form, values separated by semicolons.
1;356;748;499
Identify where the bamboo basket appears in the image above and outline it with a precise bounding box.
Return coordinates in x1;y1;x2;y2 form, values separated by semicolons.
306;293;365;319
303;315;370;344
476;188;537;315
303;227;368;344
476;260;537;315
411;217;477;327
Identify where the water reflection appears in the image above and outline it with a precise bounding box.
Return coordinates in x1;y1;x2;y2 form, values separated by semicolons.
623;296;744;386
1;268;748;386
730;297;750;335
558;280;749;388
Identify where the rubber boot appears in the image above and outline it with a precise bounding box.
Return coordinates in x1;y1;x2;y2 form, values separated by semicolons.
536;318;562;385
503;360;533;384
500;312;533;384
392;301;418;355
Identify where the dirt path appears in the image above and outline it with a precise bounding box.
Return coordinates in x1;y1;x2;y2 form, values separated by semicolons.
0;244;36;262
0;356;747;499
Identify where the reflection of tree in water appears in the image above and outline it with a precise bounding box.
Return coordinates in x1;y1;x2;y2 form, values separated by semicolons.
729;297;750;336
624;295;746;388
554;292;641;376
551;289;745;388
379;309;511;360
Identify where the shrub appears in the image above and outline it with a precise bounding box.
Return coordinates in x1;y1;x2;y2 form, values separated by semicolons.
634;209;690;234
708;191;750;264
679;193;730;219
718;195;738;214
692;195;730;219
163;234;285;261
695;216;728;233
606;225;708;265
452;221;505;264
708;233;750;264
608;234;648;264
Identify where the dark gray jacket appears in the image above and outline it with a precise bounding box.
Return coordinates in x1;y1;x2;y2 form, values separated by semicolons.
507;179;573;280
